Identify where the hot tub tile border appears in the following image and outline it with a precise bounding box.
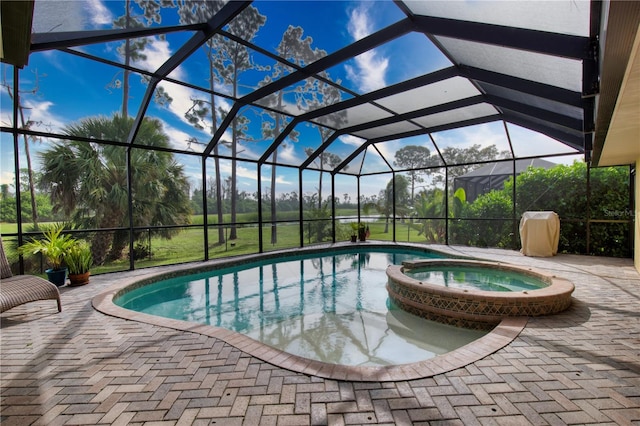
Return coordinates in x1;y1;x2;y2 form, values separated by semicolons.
387;260;574;329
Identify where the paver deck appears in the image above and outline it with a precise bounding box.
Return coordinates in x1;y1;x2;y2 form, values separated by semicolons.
1;244;639;425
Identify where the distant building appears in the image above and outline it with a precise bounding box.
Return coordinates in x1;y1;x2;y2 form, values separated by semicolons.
454;159;557;203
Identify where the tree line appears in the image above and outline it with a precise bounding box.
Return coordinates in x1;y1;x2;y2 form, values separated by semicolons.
390;161;631;258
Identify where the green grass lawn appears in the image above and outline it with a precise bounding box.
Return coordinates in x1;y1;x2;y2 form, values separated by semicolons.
1;214;431;276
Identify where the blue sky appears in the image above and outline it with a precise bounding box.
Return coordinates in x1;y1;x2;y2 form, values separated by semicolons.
0;0;580;200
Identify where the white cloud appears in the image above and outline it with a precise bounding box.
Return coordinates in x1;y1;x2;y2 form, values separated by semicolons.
130;39;187;122
86;0;113;27
348;5;372;41
345;5;388;92
162;123;195;152
0;165;15;186
216;161;257;182
460;124;506;149
234;165;252;180
260;166;293;186
507;124;578;160
432;123;509;152
278;143;300;164
359;174;389;197
22;100;66;133
235;142;260;161
132;38;173;73
372;140;400;162
265;175;293;185
338;134;365;147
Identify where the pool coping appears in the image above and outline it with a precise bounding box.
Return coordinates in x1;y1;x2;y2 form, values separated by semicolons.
92;243;528;382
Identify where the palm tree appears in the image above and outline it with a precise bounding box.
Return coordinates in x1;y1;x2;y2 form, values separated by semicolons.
414;189;446;243
39;115;192;264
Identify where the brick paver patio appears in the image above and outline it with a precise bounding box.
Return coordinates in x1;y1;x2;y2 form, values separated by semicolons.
1;244;639;425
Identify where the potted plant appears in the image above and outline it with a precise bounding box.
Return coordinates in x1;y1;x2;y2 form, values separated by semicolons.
18;224;75;286
358;222;367;241
349;223;358;242
66;241;93;286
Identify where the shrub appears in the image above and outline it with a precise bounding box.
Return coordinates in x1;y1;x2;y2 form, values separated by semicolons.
453;162;631;256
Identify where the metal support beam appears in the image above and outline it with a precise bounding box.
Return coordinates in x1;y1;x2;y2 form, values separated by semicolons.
300;67;459;123
299;133;341;170
203;18;414;157
257;165;263;252
331;174;336;243
244;19;414;106
164;2;253;78
460;65;583;107
486;94;584;132
203;103;242;157
340;95;485;135
202;159;209;261
333;136;370;175
31;24;205;52
367;115;502;145
502;113;585;151
298;169;304;248
263;68;459;167
129;1;252;145
126;148;135;271
258;118;300;164
415;15;591;60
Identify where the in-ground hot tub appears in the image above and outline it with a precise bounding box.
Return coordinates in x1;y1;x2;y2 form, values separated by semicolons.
386;259;574;330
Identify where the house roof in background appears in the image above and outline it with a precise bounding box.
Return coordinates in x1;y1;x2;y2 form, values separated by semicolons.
456;158;557;181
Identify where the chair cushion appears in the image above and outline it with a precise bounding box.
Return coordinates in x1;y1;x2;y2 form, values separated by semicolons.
0;275;61;313
0;238;13;279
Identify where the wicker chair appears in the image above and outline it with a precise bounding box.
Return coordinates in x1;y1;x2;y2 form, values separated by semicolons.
0;238;62;314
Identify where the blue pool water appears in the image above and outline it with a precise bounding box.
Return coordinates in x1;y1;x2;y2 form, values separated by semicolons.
116;248;488;366
405;266;548;292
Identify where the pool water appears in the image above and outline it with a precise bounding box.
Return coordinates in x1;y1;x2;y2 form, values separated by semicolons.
116;248;488;366
404;266;548;292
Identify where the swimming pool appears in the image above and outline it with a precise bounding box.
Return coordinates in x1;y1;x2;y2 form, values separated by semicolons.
114;247;488;366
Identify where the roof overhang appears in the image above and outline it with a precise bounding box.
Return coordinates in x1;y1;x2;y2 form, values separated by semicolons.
0;0;34;68
591;1;640;167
